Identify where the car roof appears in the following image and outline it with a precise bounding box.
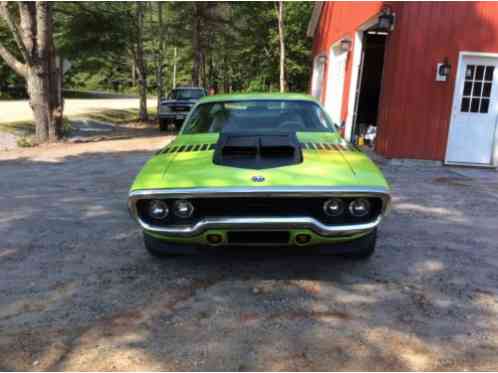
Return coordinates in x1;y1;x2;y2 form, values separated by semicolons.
173;86;205;90
198;93;319;104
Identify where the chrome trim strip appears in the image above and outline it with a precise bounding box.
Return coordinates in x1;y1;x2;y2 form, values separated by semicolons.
137;215;382;238
129;186;390;199
128;186;390;237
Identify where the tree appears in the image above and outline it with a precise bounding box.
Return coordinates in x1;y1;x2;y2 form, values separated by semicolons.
276;1;286;93
155;2;165;118
0;2;63;143
135;2;147;122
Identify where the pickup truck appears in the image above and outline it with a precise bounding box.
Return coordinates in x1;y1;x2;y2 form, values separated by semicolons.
158;87;207;131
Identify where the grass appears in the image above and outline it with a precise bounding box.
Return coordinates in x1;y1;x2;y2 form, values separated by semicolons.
0;107;158;136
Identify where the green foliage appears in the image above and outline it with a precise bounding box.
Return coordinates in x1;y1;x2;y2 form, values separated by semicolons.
16;136;34;148
1;2;313;95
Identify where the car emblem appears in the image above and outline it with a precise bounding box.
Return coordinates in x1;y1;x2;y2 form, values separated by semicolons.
252;175;265;183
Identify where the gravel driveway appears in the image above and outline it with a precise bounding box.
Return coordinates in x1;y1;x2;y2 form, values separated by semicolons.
1;136;498;371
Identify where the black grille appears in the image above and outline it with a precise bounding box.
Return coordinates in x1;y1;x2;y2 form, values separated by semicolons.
171;106;190;112
136;197;383;227
227;231;290;245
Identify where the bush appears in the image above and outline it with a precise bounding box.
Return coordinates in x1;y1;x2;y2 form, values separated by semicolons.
16;136;34;148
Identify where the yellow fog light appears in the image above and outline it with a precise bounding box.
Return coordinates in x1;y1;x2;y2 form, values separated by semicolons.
206;234;223;245
295;234;311;245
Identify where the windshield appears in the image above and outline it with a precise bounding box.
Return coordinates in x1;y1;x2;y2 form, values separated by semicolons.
169;89;205;100
183;100;335;134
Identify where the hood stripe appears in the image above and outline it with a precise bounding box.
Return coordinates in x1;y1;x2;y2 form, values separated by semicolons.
160;141;356;155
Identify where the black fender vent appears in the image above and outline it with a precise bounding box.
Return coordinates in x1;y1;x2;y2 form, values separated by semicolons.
160;143;217;154
213;132;303;170
299;142;360;152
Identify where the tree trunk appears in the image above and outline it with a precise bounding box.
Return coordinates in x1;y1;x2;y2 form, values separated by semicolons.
0;2;63;143
156;2;165;122
276;1;286;93
26;68;49;143
172;47;177;89
136;2;148;122
191;3;202;86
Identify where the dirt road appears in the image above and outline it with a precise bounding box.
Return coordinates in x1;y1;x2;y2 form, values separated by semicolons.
1;135;498;371
0;98;156;124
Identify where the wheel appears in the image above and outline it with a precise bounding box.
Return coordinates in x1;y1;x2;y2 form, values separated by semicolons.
159;119;168;131
318;228;377;259
143;232;196;258
341;228;377;259
174;120;183;132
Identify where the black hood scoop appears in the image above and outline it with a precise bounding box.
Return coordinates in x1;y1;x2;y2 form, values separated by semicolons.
213;132;303;169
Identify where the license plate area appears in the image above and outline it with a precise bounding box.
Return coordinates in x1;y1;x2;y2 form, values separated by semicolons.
226;231;290;245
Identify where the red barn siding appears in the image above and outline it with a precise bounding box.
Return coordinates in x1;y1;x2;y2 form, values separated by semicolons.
312;1;498;161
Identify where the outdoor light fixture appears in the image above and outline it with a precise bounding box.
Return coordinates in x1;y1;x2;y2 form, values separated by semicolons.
436;57;451;82
340;39;352;53
367;8;395;35
318;55;327;64
439;58;451;77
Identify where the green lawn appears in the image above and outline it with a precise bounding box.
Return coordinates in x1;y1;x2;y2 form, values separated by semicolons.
0;107;158;136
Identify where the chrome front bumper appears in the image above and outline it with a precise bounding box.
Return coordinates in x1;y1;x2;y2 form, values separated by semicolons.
158;112;188;119
128;187;390;238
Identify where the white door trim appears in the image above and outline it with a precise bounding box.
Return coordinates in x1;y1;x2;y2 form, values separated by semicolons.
445;51;498;167
324;41;348;125
344;16;380;141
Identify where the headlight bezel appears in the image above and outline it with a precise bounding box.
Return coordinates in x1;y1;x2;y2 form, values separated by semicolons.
323;198;345;217
173;199;195;219
148;199;169;220
348;198;371;217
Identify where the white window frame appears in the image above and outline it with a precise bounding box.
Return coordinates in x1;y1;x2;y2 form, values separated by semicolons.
344;16;381;141
445;51;498;167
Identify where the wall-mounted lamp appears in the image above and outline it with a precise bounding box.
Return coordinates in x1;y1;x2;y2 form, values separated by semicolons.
318;55;327;65
340;39;352;53
436;57;451;82
367;8;396;35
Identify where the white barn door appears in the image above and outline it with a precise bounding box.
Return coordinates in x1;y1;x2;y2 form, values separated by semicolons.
325;47;348;125
446;54;498;166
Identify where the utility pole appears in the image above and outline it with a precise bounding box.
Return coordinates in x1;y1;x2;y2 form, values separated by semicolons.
276;1;286;93
172;47;177;89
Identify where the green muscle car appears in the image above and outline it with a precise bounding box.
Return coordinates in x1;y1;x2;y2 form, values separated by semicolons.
128;93;390;259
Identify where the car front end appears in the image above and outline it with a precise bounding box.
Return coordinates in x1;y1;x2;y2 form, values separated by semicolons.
129;94;390;258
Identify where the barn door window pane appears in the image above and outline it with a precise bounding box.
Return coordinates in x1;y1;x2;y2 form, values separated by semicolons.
466;65;475;79
476;66;485;80
460;64;494;114
483;82;492;97
480;99;490;113
485;66;494;81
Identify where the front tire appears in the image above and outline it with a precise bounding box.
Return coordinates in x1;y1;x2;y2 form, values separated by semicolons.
341;228;377;259
159;119;168;132
143;233;196;258
318;229;377;259
174;120;183;132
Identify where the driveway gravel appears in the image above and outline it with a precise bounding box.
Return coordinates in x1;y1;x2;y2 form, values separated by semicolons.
1;135;498;371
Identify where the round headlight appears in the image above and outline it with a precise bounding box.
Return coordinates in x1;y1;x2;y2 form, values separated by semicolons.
149;200;169;219
348;198;371;217
323;198;344;216
173;200;194;218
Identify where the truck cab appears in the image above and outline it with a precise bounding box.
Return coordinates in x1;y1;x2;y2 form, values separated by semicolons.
158;87;207;131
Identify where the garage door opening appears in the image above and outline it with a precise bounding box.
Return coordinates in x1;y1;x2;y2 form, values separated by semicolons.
351;33;387;145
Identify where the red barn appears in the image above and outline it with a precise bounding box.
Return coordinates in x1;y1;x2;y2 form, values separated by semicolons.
308;1;498;167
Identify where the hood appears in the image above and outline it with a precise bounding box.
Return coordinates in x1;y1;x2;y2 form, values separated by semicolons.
129;132;388;191
160;99;197;105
